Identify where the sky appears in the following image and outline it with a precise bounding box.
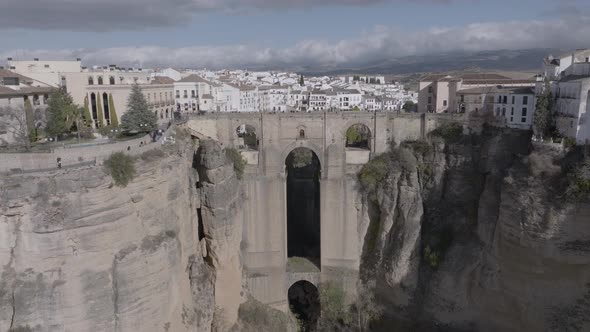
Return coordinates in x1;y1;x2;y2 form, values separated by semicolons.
0;0;589;69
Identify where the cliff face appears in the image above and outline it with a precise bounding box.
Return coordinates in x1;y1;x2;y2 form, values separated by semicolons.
361;127;590;332
0;142;217;332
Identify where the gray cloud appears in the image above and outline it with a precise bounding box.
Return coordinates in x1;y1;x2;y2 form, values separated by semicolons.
0;0;455;30
2;14;589;69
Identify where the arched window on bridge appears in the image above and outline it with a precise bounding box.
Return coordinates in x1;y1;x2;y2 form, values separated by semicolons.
345;123;371;150
288;281;319;331
285;147;321;271
235;124;258;150
299;129;305;139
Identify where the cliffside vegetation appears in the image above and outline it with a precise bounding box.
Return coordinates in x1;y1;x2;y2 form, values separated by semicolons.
224;148;246;180
103;152;136;187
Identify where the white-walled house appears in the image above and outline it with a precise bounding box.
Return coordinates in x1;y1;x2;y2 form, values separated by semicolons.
492;87;536;129
539;49;590;143
6;58;82;87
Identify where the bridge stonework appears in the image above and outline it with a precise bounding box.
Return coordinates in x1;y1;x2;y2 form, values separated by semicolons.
187;112;467;310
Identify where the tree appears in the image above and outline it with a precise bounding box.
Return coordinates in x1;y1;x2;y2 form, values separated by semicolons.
45;88;77;138
533;79;555;139
0;107;31;149
299;74;305;86
82;95;92;127
96;94;104;128
24;99;37;143
402;100;416;112
103;152;136;187
121;84;157;133
108;93;119;127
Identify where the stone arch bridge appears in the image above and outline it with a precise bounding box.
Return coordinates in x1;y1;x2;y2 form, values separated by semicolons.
187;111;466;309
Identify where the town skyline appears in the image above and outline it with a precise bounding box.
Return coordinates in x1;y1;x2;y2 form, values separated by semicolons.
1;0;589;69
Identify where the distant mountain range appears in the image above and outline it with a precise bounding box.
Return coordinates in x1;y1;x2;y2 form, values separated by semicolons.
294;48;557;76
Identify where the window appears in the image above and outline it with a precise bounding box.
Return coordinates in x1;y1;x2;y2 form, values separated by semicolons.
503;96;507;104
523;96;529;104
88;76;94;85
502;108;506;116
428;96;432;104
183;90;188;98
498;95;502;103
176;90;180;98
428;86;433;93
460;95;464;102
510;108;514;122
97;76;103;85
512;96;515;104
191;90;196;97
586;57;589;63
44;64;50;68
443;100;447;107
299;129;305;138
521;108;527;123
109;76;115;85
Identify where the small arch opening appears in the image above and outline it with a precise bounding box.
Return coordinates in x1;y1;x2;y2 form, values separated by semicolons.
109;76;115;85
236;124;258;150
97;76;103;85
299;129;305;139
345;123;371;150
88;76;94;85
288;281;320;332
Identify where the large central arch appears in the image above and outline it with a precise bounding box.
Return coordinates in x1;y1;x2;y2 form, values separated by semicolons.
285;147;321;270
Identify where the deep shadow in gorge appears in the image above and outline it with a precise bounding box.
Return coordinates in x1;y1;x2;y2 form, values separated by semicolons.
288;281;320;332
286;148;321;268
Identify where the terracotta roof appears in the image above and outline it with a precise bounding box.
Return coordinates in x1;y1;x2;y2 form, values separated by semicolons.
151;76;175;84
178;74;210;84
0;86;54;97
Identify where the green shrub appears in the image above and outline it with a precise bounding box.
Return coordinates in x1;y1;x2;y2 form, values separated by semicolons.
423;246;440;268
429;122;464;143
237;296;298;331
564;137;576;149
225;148;246;180
358;154;389;196
79;126;94;139
319;282;351;325
402;139;432;155
104;152;136;187
566;157;590;199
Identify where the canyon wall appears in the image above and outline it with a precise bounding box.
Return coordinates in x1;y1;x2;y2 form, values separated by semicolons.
0;140;217;332
360;127;590;332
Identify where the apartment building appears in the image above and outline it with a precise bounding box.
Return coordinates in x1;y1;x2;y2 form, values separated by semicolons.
541;49;590;143
418;73;535;113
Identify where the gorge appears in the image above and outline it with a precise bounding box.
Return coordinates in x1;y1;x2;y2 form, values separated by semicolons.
1;112;590;332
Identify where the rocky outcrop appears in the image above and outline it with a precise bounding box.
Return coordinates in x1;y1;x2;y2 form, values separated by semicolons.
0;143;215;332
361;127;590;332
194;140;246;329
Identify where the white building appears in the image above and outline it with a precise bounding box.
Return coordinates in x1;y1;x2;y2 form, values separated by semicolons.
259;86;288;112
6;58;82;87
492;87;536;129
541;49;590;143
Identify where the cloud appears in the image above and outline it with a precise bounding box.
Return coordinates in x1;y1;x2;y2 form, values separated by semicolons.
0;0;454;31
2;14;589;70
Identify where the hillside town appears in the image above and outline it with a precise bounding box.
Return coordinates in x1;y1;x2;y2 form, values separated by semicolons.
1;48;590;147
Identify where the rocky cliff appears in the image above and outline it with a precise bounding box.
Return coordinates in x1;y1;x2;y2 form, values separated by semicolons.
359;125;590;332
0;136;248;332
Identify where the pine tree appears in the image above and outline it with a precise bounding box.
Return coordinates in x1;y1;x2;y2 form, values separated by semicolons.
96;94;104;128
46;88;77;137
83;95;93;127
299;74;304;86
121;84;157;132
108;93;119;127
533;79;555;139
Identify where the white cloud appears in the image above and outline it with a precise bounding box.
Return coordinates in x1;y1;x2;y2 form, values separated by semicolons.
2;14;589;69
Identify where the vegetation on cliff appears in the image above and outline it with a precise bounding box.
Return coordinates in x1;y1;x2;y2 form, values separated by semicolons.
225;147;246;180
104;152;136;187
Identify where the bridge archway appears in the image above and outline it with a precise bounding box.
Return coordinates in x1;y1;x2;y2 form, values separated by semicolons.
285;147;321;270
235;124;258;150
288;280;320;332
345;123;371;150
